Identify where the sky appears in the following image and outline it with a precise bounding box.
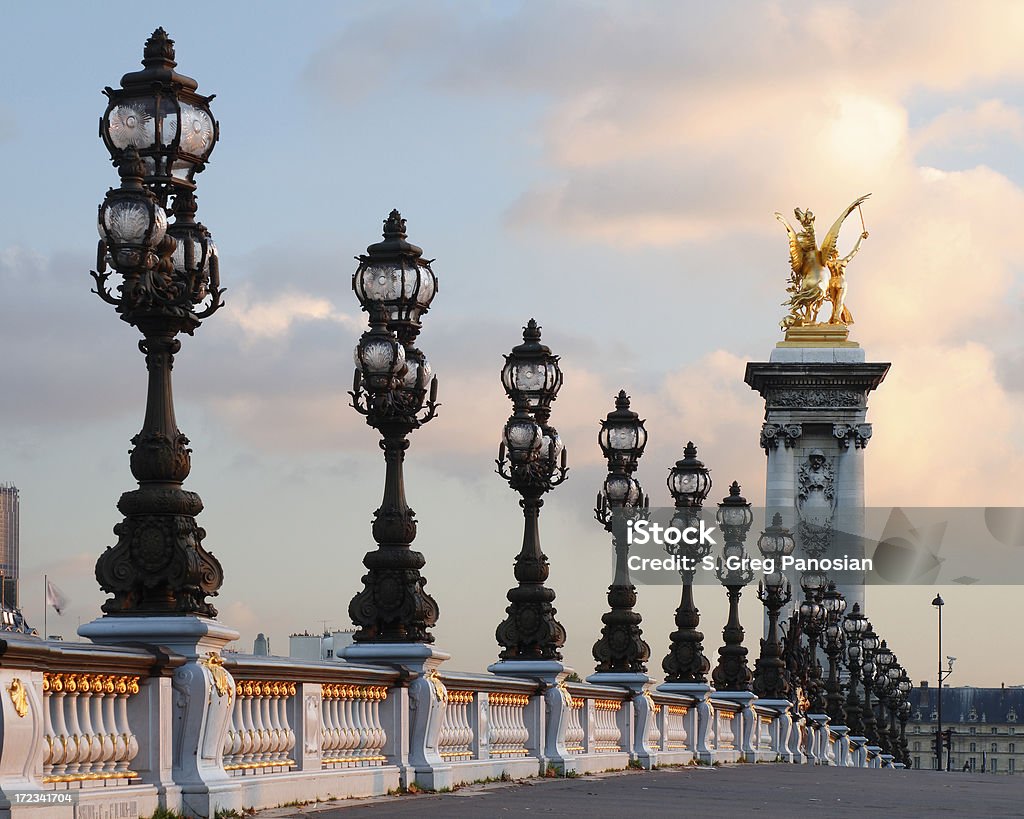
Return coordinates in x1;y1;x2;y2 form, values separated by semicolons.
1;1;1023;688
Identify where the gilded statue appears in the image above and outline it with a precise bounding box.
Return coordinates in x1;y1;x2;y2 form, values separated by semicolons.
775;194;870;331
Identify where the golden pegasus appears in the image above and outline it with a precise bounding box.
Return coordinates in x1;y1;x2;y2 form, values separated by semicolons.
776;194;870;331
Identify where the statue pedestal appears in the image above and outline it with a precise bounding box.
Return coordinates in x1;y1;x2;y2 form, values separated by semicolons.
745;345;889;615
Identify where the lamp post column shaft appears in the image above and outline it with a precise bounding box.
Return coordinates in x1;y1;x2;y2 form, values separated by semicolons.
937;602;943;771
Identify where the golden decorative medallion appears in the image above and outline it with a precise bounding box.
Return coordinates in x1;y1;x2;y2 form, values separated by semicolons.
7;677;29;718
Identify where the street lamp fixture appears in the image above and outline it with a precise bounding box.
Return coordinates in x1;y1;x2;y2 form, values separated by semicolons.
91;31;225;617
711;482;754;692
99;28;217;201
494;322;569;661
932;593;954;771
860;624;880;743
842;602;868;735
592;391;650;674
753;513;795;700
662;443;714;684
797;570;827;714
347;212;440;644
821;580;848;725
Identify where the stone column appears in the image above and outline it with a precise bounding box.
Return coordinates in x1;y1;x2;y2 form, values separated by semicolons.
746;345;889;617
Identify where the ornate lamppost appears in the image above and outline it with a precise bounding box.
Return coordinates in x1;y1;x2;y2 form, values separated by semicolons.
81;33;232;812
860;624;880;745
797;571;828;715
493;321;568;663
873;639;895;756
821;581;848;725
591;391;650;676
347;211;440;645
662;443;713;684
897;672;912;766
842;602;868;736
711;483;754;691
88;29;225;620
884;659;903;762
752;514;794;700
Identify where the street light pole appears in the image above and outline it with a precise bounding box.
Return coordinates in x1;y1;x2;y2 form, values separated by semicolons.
931;593;955;771
933;593;943;771
348;212;440;644
592;391;650;674
91;30;225;617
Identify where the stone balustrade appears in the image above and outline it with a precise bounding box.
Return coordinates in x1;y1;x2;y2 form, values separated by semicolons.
0;634;902;817
319;683;388;768
223;679;297;773
42;671;142;785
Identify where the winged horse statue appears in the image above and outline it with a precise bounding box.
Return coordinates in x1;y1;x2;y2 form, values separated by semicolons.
776;194;870;331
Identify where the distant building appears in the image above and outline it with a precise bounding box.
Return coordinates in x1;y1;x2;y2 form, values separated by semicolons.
907;683;1024;773
288;629;355;661
0;484;19;607
254;632;270;655
0;484;34;635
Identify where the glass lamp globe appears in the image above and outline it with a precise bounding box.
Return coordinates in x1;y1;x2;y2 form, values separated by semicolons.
353;211;437;334
500;319;562;412
100;29;218;198
758;512;796;560
667;441;712;508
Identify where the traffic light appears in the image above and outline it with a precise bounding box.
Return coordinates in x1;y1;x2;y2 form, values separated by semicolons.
944;728;953;751
932;731;942;758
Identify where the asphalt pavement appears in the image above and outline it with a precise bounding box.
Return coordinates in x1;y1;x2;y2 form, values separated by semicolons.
254;764;1024;819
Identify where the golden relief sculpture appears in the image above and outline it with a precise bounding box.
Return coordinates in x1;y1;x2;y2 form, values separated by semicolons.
7;678;29;718
775;194;870;336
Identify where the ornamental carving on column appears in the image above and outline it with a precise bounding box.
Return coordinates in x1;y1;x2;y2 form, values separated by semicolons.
760;422;803;452
797;450;835;556
833;423;872;449
770;389;862;408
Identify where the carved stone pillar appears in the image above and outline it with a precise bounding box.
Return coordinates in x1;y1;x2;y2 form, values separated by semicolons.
746;347;889;618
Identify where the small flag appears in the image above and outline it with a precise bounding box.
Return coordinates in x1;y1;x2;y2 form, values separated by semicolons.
46;579;68;616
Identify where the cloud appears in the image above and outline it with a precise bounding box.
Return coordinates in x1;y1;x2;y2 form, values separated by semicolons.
225;291;360;341
868;342;1024;506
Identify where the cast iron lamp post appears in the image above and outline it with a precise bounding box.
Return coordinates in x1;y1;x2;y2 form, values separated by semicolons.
662;442;713;683
842;602;868;736
884;659;903;760
592;391;650;674
494;321;568;660
91;30;226;616
348;211;440;643
860;624;880;744
932;593;955;771
821;580;848;724
797;571;827;714
873;639;895;754
711;482;754;691
897;673;912;765
752;513;795;700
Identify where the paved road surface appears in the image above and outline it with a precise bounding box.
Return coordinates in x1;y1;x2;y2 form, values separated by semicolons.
257;764;1024;818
